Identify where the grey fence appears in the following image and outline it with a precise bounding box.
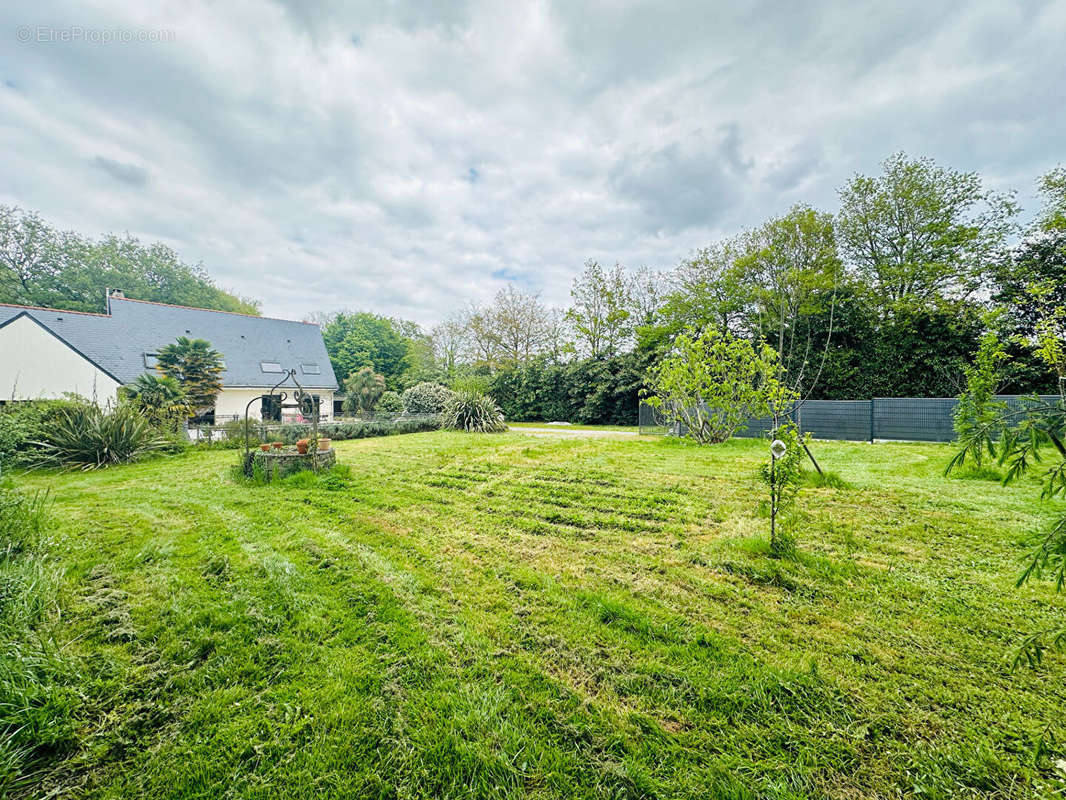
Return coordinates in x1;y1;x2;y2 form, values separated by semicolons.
638;396;1058;443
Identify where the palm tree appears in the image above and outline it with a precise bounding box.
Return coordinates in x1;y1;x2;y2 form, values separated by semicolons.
121;373;190;430
155;337;224;418
343;367;385;418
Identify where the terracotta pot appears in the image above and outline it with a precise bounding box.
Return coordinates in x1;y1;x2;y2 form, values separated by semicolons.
259;443;270;452
271;442;284;450
317;438;331;451
296;441;309;455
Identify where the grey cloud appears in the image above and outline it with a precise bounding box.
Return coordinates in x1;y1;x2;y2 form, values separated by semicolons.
91;156;149;186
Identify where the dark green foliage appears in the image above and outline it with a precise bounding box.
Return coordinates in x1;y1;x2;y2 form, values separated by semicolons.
29;402;164;470
0;205;258;314
489;352;648;424
322;313;412;390
440;391;507;433
0;486;78;796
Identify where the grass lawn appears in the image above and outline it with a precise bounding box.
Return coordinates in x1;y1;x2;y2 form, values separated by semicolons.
21;432;1066;799
506;422;641;433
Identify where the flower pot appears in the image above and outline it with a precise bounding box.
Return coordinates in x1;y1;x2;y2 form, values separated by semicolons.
296;440;309;455
259;443;270;452
317;438;331;452
271;442;283;450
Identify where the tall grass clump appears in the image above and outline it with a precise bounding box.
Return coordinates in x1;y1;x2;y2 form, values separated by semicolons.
440;391;507;433
0;486;77;796
30;401;164;470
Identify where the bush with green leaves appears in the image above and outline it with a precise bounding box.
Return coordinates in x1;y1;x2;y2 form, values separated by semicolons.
402;382;455;415
29;401;164;470
440;391;507;433
644;327;789;444
0;398;85;467
377;390;403;415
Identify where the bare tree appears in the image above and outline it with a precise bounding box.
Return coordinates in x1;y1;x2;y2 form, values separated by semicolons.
464;285;550;369
431;313;470;374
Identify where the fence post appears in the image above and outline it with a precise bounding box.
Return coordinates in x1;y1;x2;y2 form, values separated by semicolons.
869;398;875;443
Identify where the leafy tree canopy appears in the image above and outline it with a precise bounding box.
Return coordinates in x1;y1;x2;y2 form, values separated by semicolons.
0;206;259;314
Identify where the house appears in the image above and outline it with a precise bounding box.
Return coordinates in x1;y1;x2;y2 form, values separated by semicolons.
0;291;338;422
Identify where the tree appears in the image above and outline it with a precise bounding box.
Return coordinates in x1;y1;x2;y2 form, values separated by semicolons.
155;337;224;418
321;312;411;389
948;311;1066;666
735;205;842;393
0;206;259;314
121;373;190;431
1036;166;1066;233
465;285;551;369
644;327;788;444
836;153;1018;309
952;328;1008;465
343;367;386;418
431;314;469;376
565;260;633;358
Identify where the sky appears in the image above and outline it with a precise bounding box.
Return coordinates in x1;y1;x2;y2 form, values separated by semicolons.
1;1;1064;326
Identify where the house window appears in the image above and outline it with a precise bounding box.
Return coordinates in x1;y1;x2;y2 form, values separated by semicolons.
300;363;320;375
143;352;159;368
260;361;284;373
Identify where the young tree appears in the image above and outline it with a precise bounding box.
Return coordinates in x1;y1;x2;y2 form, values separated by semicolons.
565;260;633;358
952;328;1008;465
948;310;1066;666
837;153;1019;309
343;367;386;418
644;327;789;444
155;337;224;418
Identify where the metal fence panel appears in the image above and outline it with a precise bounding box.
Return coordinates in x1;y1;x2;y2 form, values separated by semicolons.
638;395;1059;442
873;397;957;442
796;400;871;441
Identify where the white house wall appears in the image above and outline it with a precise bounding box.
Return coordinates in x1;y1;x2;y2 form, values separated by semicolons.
0;315;120;403
213;388;334;421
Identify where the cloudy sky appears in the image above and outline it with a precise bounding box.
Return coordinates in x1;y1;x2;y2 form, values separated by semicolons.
1;1;1063;324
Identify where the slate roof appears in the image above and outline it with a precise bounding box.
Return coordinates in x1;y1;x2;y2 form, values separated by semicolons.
0;296;338;389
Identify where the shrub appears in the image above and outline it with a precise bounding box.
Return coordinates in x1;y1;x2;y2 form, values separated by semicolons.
377;391;403;415
440;391;507;433
29;402;164;470
644;327;790;445
403;382;455;415
0;398;84;467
